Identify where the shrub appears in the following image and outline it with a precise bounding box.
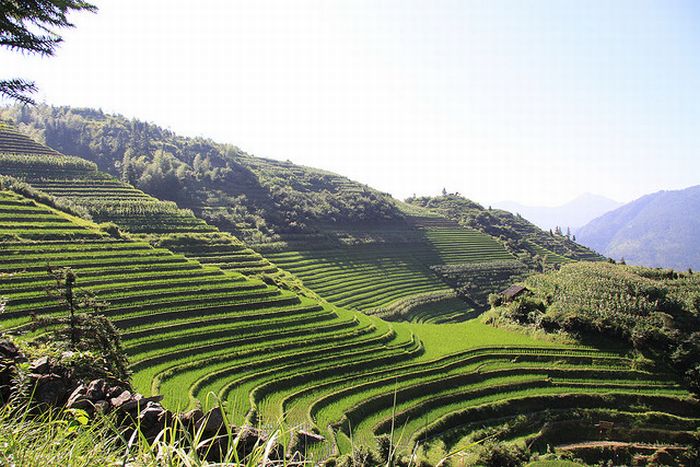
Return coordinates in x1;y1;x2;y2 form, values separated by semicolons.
488;293;503;308
98;222;122;239
0;175;92;220
337;445;379;467
473;441;530;467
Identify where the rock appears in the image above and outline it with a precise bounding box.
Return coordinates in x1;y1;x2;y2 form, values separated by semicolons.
183;408;204;422
198;407;226;435
106;384;125;399
181;408;204;430
110;390;132;408
93;399;111;414
297;430;325;444
139;402;167;438
67;398;95;413
0;339;25;403
30;356;50;374
236;426;268;456
31;373;67;405
120;395;162;413
66;384;87;407
66;384;95;415
0;339;24;361
85;379;106;401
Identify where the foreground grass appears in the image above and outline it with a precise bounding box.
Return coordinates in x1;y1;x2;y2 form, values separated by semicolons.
0;402;294;467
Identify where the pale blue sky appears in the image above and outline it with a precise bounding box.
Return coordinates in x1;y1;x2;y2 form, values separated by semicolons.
2;1;698;206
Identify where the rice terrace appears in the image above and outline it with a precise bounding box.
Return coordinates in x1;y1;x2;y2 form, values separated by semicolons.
1;2;699;466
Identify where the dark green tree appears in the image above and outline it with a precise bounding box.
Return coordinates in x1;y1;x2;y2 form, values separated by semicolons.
0;0;97;103
40;266;129;380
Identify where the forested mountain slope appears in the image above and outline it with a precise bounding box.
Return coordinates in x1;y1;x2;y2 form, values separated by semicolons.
576;185;700;270
1;105;401;245
1;123;698;465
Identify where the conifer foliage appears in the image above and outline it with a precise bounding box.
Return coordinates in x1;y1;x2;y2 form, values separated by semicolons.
0;0;96;103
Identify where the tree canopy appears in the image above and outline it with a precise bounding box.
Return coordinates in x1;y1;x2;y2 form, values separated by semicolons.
0;0;96;103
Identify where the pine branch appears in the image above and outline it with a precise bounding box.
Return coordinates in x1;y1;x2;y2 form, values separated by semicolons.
0;0;96;103
0;34;59;55
0;78;37;105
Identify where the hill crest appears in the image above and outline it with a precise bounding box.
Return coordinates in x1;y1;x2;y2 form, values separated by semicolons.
577;184;700;269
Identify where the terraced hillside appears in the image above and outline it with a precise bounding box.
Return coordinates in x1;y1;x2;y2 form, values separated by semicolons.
409;194;605;266
2;122;698;464
0;106;404;246
0;121;522;321
1;193;696;464
262;216;520;314
0;128;277;278
0;189;407;421
409;216;514;265
0;107;602;317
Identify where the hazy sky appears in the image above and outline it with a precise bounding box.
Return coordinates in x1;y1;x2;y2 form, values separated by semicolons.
2;1;699;206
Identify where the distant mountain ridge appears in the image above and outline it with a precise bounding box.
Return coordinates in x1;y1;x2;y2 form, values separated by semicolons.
576;185;700;270
496;193;622;231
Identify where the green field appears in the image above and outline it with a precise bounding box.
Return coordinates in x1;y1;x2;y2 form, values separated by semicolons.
1;125;698;464
264;216;519;316
1;189;696;462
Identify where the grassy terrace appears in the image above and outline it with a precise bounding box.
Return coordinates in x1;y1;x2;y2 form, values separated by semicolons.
264;217;516;317
1;127;698;463
529;241;572;265
0;190;401;421
373;291;475;323
409;216;514;265
0;147;275;275
0;126;518;321
0;124;61;156
3;190;697;462
265;244;452;312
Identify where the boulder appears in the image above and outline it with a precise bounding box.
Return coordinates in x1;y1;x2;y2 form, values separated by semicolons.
181;408;204;431
31;373;67;405
0;339;25;403
30;356;50;374
236;426;269;457
106;384;126;399
138;402;168;440
235;426;283;461
120;394;162;413
93;399;111;414
85;379;107;401
198;406;226;435
66;384;87;406
0;339;25;362
110;389;132;409
65;384;95;413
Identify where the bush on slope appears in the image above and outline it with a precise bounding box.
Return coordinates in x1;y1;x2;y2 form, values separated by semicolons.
486;261;700;394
